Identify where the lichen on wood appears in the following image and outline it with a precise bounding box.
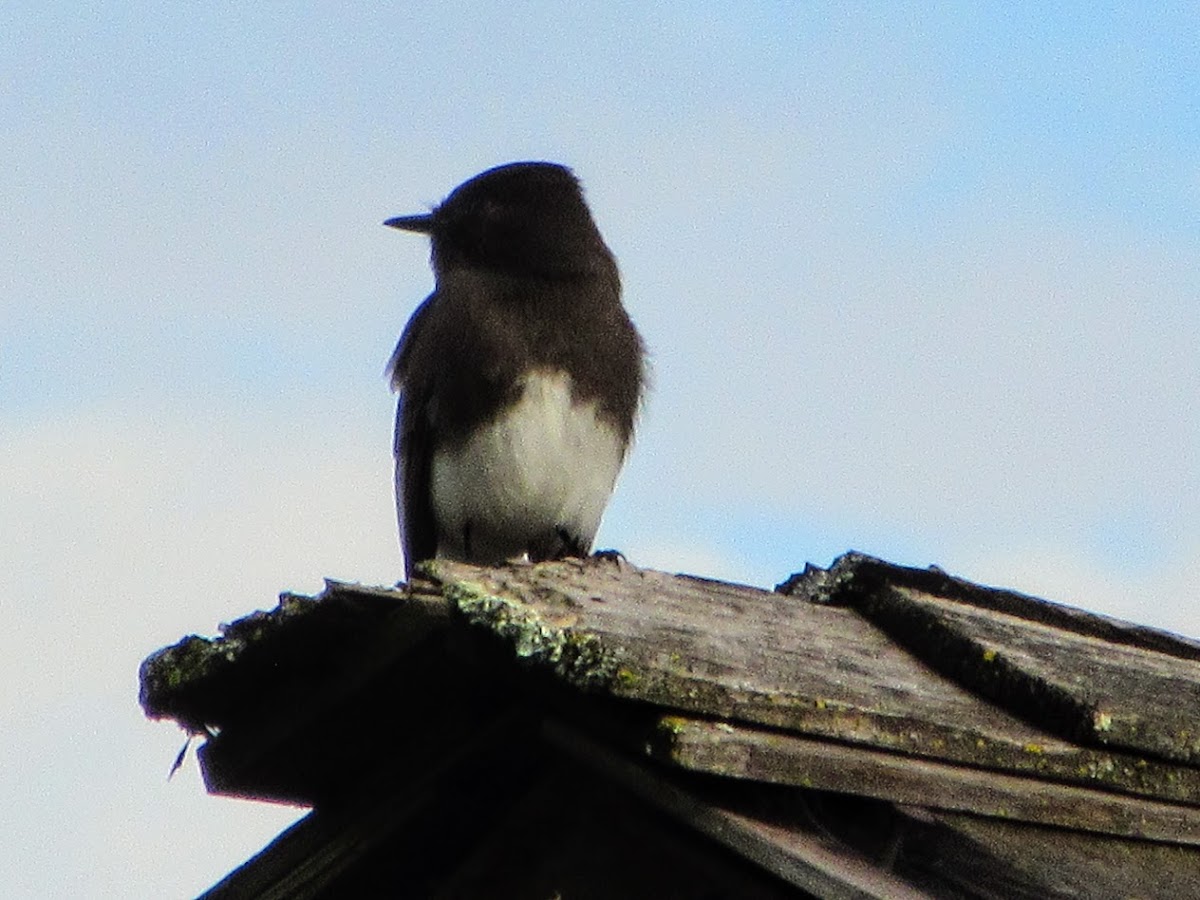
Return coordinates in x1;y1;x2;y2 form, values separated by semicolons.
424;562;623;690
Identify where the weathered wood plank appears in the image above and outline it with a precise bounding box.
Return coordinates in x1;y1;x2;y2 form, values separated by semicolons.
649;716;1200;844
142;580;456;805
860;583;1200;764
425;559;1200;804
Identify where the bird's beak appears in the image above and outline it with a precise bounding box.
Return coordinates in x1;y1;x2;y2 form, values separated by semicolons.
384;213;434;233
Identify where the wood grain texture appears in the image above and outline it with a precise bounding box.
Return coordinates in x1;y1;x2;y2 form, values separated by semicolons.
860;583;1200;764
425;558;1200;803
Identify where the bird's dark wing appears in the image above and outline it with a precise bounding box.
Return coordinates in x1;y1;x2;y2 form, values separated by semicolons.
388;296;438;581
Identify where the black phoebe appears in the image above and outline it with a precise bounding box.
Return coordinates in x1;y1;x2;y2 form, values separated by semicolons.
385;162;645;579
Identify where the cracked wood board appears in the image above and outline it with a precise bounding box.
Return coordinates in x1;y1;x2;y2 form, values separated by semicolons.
649;716;1200;844
858;583;1200;765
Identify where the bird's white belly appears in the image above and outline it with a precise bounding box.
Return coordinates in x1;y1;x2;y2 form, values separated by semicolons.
430;369;624;562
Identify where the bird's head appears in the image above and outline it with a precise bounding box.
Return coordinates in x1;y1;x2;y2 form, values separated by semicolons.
385;161;613;278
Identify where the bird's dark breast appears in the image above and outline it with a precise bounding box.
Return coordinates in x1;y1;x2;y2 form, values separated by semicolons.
420;267;642;448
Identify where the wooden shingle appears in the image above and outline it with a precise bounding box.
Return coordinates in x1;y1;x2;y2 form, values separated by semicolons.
140;553;1200;898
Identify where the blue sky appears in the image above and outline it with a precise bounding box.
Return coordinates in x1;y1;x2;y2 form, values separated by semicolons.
4;4;1199;896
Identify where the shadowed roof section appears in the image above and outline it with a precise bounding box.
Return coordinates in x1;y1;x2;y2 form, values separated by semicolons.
141;552;1200;898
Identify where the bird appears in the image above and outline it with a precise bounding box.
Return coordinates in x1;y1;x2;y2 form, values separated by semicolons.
385;162;645;580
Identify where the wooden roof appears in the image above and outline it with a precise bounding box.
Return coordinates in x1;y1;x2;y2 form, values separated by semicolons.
140;552;1200;898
